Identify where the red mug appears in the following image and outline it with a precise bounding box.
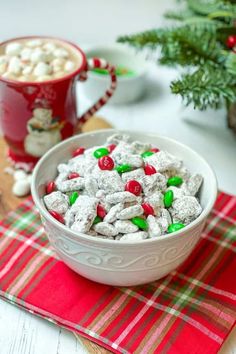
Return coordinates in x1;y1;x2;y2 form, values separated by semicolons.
0;36;117;170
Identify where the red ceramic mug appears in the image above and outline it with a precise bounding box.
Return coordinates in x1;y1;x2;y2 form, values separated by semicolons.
0;36;117;170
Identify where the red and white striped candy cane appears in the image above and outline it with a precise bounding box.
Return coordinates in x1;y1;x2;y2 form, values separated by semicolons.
78;58;117;129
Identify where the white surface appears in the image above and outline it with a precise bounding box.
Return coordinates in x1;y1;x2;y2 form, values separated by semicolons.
0;0;235;353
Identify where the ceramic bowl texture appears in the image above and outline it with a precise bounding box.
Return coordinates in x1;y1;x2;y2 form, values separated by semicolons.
81;45;148;104
31;129;217;286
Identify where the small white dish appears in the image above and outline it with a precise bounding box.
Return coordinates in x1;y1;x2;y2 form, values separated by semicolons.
81;45;148;104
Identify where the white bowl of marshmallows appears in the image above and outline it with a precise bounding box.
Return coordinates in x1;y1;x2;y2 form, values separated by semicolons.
31;130;217;286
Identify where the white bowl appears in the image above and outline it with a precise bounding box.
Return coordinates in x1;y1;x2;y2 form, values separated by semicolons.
31;130;217;286
81;45;148;104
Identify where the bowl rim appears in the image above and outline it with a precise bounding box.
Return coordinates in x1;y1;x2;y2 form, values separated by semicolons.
31;129;218;246
85;44;148;81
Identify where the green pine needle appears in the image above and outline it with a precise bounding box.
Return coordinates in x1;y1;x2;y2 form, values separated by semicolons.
171;65;236;110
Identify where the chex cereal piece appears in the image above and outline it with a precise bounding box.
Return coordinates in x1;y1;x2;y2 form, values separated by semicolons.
106;133;130;145
166;186;186;200
117;204;143;220
184;174;203;196
120;231;148;241
68;157;96;176
138;173;166;196
131;141;152;154
64;209;75;228
84;176;98;196
93;222;119;237
97;170;124;194
57;177;84;192
103;203;124;223
170;196;202;225
71;196;98;233
147;215;162;237
156;208;172;232
144;192;164;210
106;191;137;204
57;163;70;173
44;191;69;214
55;171;68;186
114;220;138;233
144;151;182;173
121;168;145;184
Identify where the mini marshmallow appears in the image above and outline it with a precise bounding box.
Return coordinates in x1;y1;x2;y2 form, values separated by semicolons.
30;48;47;63
26;39;43;48
33;62;52;76
64;60;75;72
43;42;57;52
8;56;22;75
22;65;33;75
54;48;69;58
12;179;31;197
20;48;33;61
13;169;28;181
5;42;23;56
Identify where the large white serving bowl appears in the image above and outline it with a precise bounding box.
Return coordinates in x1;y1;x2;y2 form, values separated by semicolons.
31;129;217;286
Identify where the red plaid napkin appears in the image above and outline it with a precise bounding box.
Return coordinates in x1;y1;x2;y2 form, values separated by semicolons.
0;192;235;354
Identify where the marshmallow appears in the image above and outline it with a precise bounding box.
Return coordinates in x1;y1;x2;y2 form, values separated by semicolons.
64;60;75;72
8;56;22;75
30;48;47;63
5;42;23;56
20;48;33;61
54;48;69;58
33;62;52;76
26;39;43;48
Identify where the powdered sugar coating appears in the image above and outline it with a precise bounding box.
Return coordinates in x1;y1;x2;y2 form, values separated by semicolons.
43;134;203;240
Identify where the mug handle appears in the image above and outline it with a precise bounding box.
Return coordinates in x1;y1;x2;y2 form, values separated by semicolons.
76;57;117;132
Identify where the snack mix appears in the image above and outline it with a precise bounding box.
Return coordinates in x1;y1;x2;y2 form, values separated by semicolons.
43;134;203;241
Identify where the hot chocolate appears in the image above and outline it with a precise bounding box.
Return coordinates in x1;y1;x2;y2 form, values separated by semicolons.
0;37;83;82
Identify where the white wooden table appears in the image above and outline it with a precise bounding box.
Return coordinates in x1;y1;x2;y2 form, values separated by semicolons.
1;1;235;353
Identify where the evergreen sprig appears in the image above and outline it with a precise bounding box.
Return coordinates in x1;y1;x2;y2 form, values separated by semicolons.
117;0;236;111
171;65;236;109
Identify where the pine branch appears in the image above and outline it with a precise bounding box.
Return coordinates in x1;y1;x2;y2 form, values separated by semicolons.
118;25;225;67
171;65;236;110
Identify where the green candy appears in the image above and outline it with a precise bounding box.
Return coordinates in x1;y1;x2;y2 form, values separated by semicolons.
131;217;148;230
93;147;109;159
115;164;132;174
167;176;183;187
141;151;154;158
93;216;102;225
164;190;174;208
69;191;79;205
167;223;185;233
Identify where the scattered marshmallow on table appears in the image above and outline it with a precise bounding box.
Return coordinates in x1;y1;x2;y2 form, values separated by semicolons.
43;133;204;241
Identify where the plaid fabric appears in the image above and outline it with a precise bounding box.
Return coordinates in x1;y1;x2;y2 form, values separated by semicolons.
0;192;235;354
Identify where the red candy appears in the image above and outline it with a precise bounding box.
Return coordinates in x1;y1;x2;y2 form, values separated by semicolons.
226;35;236;48
144;165;157;175
97;204;106;219
125;180;142;196
49;210;64;224
72;147;85;157
68;172;80;179
150;148;160;153
98;156;114;170
142;203;155;216
46;181;55;194
107;144;116;153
